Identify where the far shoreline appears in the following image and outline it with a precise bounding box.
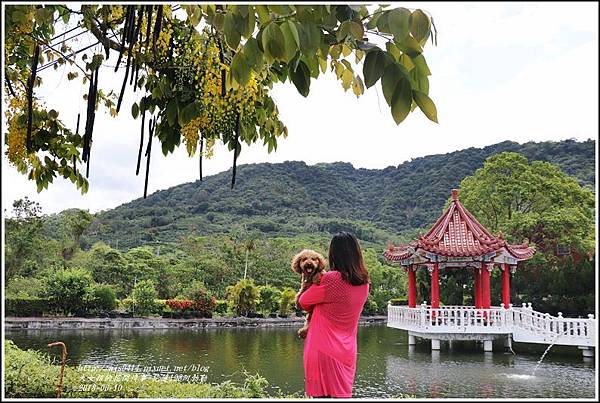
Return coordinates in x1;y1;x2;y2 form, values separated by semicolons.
4;315;387;331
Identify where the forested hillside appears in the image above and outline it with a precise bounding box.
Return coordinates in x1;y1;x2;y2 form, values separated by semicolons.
81;139;595;249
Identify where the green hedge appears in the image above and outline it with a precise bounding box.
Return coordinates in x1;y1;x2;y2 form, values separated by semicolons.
5;298;54;317
4;340;290;398
214;300;229;317
389;298;408;306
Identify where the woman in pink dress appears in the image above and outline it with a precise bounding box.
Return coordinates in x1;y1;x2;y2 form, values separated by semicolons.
298;232;370;398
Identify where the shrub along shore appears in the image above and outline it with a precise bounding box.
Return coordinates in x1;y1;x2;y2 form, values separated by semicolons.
4;340;286;398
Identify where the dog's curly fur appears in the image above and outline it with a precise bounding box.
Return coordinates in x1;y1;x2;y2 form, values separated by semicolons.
291;249;326;338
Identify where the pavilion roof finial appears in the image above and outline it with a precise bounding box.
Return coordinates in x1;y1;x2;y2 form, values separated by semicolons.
451;189;460;200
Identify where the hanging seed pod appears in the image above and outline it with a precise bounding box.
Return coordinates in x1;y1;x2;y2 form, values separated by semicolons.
144;117;155;198
117;7;143;112
102;23;110;60
152;5;163;59
82;71;94;162
26;44;40;153
73;113;80;171
145;5;153;49
231;114;241;189
86;149;91;178
217;38;226;97
116;45;132;112
90;67;99;132
5;76;16;97
136;108;146;175
125;5;136;44
120;5;132;44
83;66;99;169
166;30;175;62
114;5;133;72
199;136;203;181
129;7;143;87
133;64;140;91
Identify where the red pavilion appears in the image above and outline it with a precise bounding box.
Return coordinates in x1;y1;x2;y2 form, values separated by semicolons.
383;189;535;310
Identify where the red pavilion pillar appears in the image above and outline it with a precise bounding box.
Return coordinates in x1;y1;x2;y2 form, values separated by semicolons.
407;265;417;308
481;263;491;309
501;263;511;308
473;268;481;308
430;263;440;309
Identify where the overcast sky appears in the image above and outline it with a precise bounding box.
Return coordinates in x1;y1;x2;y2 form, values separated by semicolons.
2;2;598;216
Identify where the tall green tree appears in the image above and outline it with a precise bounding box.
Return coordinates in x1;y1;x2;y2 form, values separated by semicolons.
44;267;94;315
63;209;94;250
458;152;595;261
4;198;45;279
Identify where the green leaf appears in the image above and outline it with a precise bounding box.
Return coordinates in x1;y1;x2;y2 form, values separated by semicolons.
335;20;365;42
366;8;383;30
48;109;58;119
355;49;364;63
262;22;286;61
166;99;178;126
391;77;412;125
243;38;263;71
330;44;342;60
280;21;299;62
381;64;402;106
376;10;390;33
231;51;251;85
341;69;353;91
395;35;423;58
412;54;431;76
352;75;364;97
224;13;241;49
284;20;300;48
212;12;224;31
387;8;410;41
385;42;401;61
348;21;364;40
131;103;139;119
289;60;311;97
297;21;321;54
301;53;320;78
178;102;198;126
332;60;344;79
255;5;270;26
242;7;256;38
413;90;438;123
362;49;386;88
410;9;431;43
398;54;415;71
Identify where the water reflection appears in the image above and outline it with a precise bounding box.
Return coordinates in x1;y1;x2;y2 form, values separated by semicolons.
6;325;595;398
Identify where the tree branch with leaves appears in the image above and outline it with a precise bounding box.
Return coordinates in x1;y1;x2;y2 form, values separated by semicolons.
4;4;438;196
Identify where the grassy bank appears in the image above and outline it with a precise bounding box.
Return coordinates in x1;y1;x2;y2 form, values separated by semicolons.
4;340;296;398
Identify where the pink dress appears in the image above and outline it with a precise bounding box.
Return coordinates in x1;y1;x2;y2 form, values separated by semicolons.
298;270;370;398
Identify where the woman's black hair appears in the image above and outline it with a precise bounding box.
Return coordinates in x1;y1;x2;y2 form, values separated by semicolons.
328;231;369;286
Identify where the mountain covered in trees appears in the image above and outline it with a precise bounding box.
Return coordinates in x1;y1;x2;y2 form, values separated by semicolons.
82;139;595;249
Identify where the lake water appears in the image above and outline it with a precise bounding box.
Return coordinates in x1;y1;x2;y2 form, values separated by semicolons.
5;324;596;398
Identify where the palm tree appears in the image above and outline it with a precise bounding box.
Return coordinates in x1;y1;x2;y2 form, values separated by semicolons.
243;237;256;280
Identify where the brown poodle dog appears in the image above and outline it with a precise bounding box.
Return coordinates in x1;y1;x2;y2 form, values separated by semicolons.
291;249;326;339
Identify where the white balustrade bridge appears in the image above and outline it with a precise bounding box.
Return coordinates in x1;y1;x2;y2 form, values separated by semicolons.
387;303;596;355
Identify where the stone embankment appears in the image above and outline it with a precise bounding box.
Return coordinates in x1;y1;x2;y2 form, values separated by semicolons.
5;315;387;330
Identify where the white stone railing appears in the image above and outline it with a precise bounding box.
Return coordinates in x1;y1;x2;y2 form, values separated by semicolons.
387;303;596;347
509;305;595;346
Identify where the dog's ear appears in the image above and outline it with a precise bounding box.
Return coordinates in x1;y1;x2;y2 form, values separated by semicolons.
291;251;304;274
316;253;326;271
